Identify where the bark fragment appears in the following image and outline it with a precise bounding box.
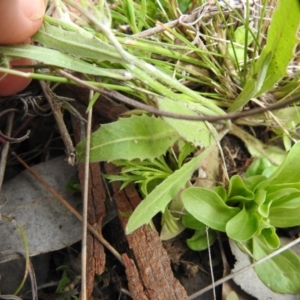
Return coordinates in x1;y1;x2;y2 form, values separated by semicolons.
106;163;188;300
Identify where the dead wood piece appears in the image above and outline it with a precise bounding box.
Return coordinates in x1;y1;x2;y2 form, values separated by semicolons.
105;163;188;300
71;103;106;298
122;253;149;300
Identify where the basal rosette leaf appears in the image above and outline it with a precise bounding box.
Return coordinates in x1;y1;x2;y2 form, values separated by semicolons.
260;226;280;249
182;187;240;232
76;115;179;162
186;229;217;251
252;235;300;294
269;193;300;228
227;175;254;203
226;206;261;241
260;141;300;188
182;213;206;230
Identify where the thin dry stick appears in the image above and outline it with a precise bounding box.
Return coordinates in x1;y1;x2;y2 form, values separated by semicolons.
11;151;123;264
56;69;300;122
81;91;93;300
40;81;76;165
188;236;300;299
0;112;15;191
206;227;216;300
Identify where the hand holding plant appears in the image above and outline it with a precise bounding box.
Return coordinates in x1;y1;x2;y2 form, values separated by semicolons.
0;0;47;95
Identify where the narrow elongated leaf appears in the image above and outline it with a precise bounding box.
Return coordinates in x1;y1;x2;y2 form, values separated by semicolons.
0;45;131;80
253;235;300;294
255;0;300;95
126;144;216;233
182;187;240;232
76;115;179;162
33;19;123;63
228;0;300;112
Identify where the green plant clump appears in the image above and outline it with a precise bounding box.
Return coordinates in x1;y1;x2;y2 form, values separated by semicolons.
182;141;300;294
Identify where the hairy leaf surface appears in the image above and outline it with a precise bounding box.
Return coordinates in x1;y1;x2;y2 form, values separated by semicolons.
76;115;179;162
157;97;221;148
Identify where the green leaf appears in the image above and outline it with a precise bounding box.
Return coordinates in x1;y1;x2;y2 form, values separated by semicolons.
213;186;227;201
157;97;222;148
244;175;267;192
227;175;254;202
245;158;273;177
252;235;300;294
260;226;280;249
182;187;240;232
227;25;254;64
0;44;130;80
33;18;123;63
269;193;300;227
264;141;300;187
226;207;260;241
255;0;300;95
126;144;216;234
228;0;300;112
182;213;206;230
186;229;217;251
76;115;179;162
177;142;195;168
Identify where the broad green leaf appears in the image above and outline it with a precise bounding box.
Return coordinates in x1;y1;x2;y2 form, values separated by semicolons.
244;175;267;192
227;175;254;202
213;186;227;201
0;45;130;80
252;235;300;294
126;144;216;234
33;18;123;64
157;97;223;148
76;115;179;162
256;190;270;218
182;187;240;232
226;207;260;241
245;158;273;177
260;227;280;249
186;229;217;251
182;213;206;230
264;141;300;186
267;188;300;203
269;194;300;227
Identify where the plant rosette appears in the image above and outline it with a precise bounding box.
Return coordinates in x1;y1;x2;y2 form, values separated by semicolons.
182;141;300;294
